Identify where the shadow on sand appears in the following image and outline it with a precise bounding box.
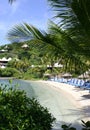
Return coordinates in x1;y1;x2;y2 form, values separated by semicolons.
82;94;90;99
52;105;90;130
52;120;83;130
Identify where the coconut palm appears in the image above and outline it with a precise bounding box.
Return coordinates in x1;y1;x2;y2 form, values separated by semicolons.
48;0;90;55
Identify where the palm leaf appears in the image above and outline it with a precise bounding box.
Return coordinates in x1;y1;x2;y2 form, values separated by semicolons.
7;23;45;42
7;23;63;51
48;21;84;54
48;0;90;36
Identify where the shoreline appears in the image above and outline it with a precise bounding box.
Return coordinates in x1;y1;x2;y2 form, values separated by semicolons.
0;78;90;122
0;78;90;129
0;77;16;79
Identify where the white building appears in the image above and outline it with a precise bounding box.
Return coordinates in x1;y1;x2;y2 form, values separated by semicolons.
0;57;12;68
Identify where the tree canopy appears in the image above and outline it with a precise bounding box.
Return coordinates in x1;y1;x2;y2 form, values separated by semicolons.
7;0;90;75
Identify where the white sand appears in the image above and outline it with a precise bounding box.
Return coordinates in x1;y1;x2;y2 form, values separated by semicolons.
25;80;90;129
39;80;90;122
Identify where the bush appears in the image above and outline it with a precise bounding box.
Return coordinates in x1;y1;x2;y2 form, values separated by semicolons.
25;67;46;79
0;85;55;130
0;67;21;77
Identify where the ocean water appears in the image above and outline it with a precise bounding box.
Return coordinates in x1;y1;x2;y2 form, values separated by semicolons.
0;79;35;98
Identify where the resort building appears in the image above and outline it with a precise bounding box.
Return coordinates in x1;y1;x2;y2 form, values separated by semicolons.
0;57;12;68
21;44;29;48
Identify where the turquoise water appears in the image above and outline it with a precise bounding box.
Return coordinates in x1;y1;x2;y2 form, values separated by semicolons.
0;79;35;98
0;79;82;130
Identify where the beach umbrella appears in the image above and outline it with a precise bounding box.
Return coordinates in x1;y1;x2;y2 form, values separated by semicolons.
54;63;63;68
78;74;89;79
84;74;90;79
21;44;29;48
43;73;52;79
78;74;84;79
43;73;51;76
61;73;72;78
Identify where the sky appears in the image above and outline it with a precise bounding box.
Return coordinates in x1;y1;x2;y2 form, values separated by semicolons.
0;0;52;45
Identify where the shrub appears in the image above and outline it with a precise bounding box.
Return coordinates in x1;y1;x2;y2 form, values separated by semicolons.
0;85;55;130
0;67;21;77
26;67;46;79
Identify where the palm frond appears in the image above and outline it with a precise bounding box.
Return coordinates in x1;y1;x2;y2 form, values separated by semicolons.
48;21;82;53
71;0;90;35
7;23;45;42
48;0;77;28
7;23;63;51
48;0;90;36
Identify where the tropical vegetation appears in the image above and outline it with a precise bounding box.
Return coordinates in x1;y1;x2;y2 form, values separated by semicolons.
1;1;89;129
0;84;55;130
7;0;90;78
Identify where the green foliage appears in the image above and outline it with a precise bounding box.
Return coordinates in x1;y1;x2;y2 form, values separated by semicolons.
48;0;90;57
0;85;55;130
6;21;90;75
24;67;46;79
6;0;90;77
0;68;21;77
8;59;30;73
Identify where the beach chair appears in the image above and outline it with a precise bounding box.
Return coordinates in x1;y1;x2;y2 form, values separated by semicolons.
75;79;85;87
68;78;75;85
73;79;79;86
79;80;89;89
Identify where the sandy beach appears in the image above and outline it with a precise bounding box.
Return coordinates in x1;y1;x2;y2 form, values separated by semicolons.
36;81;90;124
43;81;90;105
40;80;90;121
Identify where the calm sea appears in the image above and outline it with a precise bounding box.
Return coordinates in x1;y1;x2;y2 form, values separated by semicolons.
0;79;35;98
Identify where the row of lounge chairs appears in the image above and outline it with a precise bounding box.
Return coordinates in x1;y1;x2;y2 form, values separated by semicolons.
49;77;90;91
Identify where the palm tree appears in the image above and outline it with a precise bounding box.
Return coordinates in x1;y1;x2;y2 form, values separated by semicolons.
48;0;90;73
48;0;90;56
7;0;90;74
7;22;88;74
48;0;90;33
